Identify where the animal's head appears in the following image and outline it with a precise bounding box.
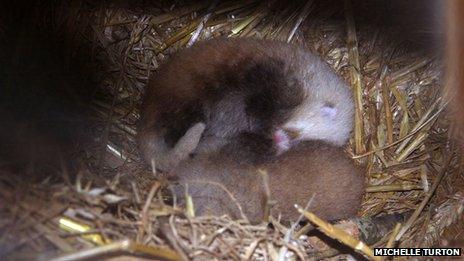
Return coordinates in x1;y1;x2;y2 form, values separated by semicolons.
273;72;354;153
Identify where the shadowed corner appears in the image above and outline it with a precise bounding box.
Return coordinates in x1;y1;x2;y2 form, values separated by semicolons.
0;0;102;181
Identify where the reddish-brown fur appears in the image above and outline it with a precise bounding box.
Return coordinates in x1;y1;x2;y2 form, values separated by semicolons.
138;38;303;171
169;134;365;224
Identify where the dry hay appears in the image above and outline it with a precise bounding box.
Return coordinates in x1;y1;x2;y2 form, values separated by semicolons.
1;0;463;260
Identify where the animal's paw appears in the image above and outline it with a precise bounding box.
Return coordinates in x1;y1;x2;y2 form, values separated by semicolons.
188;122;206;138
173;122;207;159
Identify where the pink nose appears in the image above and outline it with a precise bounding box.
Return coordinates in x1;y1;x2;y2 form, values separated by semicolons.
273;129;288;143
273;129;291;154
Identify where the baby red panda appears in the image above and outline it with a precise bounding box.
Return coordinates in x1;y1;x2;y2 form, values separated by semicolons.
138;38;353;171
169;132;365;224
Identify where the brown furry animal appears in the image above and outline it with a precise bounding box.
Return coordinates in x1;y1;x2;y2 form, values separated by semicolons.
169;133;365;224
138;38;353;171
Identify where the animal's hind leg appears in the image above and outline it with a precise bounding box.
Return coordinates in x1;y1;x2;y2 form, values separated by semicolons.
139;122;205;173
170;122;206;162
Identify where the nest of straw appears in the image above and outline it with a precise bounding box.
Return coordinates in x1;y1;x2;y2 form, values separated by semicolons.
1;0;463;260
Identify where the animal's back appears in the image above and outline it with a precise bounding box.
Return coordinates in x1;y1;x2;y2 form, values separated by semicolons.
170;134;365;224
141;37;325;115
140;38;308;131
264;141;365;222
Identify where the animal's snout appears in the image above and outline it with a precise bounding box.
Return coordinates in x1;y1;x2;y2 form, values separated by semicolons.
273;128;301;154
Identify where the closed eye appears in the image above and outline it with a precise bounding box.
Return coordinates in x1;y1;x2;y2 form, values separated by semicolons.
321;105;337;120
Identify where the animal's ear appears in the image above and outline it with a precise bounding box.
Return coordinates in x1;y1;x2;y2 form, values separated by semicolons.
321;105;337;120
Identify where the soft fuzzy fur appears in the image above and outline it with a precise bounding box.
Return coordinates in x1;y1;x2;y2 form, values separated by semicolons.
138;38;353;171
169;133;365;224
